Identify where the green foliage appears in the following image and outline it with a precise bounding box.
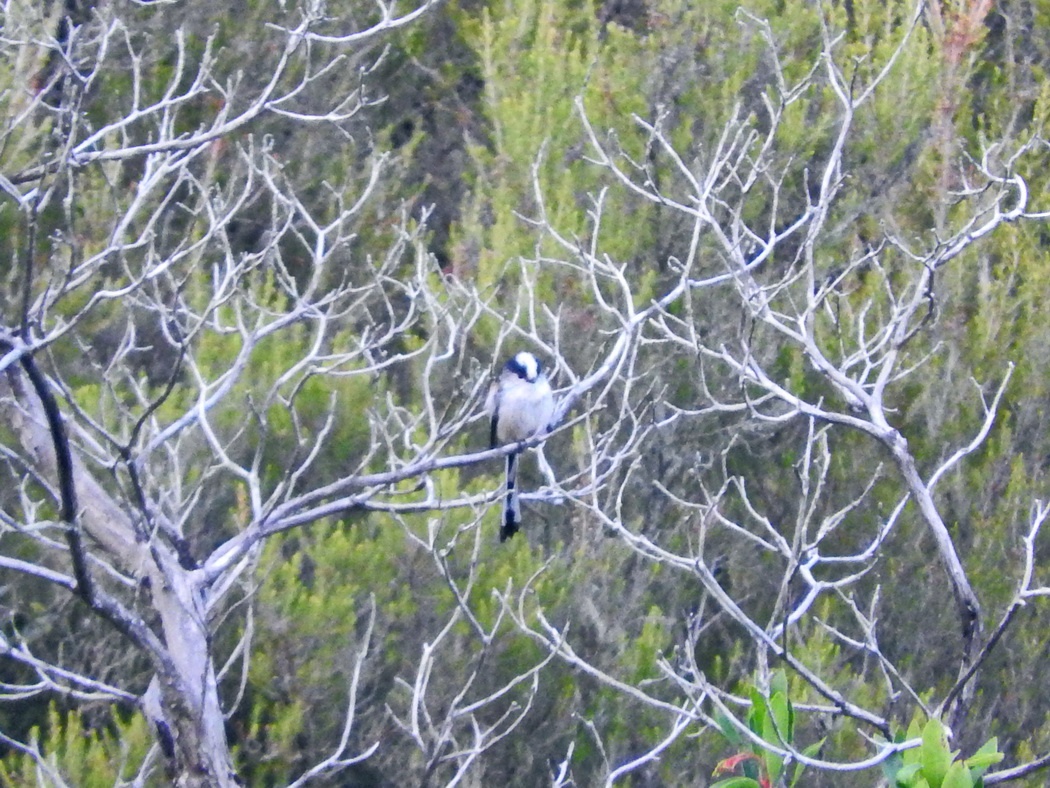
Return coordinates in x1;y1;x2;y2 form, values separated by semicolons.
450;0;666;353
0;706;154;787
712;670;824;788
7;0;1050;783
882;718;1003;788
236;506;585;783
0;2;54;183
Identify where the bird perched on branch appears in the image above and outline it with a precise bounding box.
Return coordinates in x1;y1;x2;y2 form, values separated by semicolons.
486;351;554;541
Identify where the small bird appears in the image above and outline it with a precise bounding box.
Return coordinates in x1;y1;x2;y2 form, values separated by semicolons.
485;351;555;541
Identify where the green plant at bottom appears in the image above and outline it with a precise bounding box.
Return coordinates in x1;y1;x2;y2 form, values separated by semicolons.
711;670;824;788
882;718;1003;788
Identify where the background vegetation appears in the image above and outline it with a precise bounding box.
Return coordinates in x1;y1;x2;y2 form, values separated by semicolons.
2;0;1050;785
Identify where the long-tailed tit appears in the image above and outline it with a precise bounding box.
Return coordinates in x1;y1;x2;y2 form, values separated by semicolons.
485;351;554;541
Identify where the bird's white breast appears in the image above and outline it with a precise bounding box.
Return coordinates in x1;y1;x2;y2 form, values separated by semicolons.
495;377;553;444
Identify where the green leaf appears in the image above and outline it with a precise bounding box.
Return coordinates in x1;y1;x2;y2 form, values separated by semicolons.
763;691;792;784
942;761;974;788
965;738;1003;778
896;762;924;787
748;687;770;735
769;668;789;699
920;719;953;788
746;689;774;781
902;718;924;766
882;750;905;783
790;737;825;788
770;691;794;743
711;779;764;788
715;710;743;747
762;744;784;784
742;757;762;781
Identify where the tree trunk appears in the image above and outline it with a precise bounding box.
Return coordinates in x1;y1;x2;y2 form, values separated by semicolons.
0;365;239;786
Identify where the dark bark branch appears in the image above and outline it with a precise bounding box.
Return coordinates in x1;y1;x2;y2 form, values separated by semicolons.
16;352;92;599
9;353;171;660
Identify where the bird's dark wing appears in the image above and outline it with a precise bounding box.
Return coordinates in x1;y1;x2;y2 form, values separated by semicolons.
489;395;500;449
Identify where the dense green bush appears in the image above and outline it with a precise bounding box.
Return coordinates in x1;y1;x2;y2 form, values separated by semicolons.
3;0;1050;785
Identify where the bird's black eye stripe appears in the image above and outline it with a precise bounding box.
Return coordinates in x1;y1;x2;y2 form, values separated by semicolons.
505;352;541;381
505;358;527;379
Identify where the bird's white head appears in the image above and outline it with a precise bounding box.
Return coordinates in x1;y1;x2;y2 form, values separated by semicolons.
510;351;541;382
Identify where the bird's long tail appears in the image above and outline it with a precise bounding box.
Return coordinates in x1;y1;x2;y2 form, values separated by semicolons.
500;452;520;542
